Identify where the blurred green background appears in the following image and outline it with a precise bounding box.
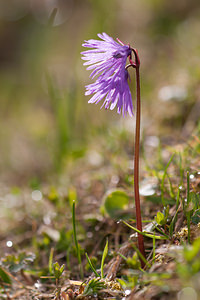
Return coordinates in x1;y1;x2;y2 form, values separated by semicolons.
0;0;199;186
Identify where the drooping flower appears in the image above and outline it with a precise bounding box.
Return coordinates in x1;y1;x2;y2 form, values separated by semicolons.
81;32;133;117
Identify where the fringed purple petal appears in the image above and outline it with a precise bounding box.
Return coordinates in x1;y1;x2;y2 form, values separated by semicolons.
81;33;134;117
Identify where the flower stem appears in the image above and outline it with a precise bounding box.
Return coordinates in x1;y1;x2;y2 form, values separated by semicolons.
133;51;146;267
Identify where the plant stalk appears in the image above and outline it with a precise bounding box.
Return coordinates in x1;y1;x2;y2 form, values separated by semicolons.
134;56;146;267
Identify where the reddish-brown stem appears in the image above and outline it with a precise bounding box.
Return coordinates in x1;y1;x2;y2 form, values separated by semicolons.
133;50;146;267
134;66;145;267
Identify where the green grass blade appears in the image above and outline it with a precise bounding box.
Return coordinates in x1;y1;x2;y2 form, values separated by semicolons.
169;187;181;237
85;253;99;278
131;243;151;268
187;171;190;206
154;225;170;239
179;153;184;186
186;171;191;244
176;186;181;210
169;206;180;237
101;238;108;279
161;153;175;206
167;173;175;199
0;267;12;285
153;234;156;263
72;200;83;279
49;247;54;275
123;221;168;240
118;252;127;261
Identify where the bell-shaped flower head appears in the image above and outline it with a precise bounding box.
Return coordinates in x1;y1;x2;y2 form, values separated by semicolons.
81;33;133;117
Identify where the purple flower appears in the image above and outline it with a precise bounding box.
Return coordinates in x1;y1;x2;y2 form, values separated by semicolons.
81;33;133;117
